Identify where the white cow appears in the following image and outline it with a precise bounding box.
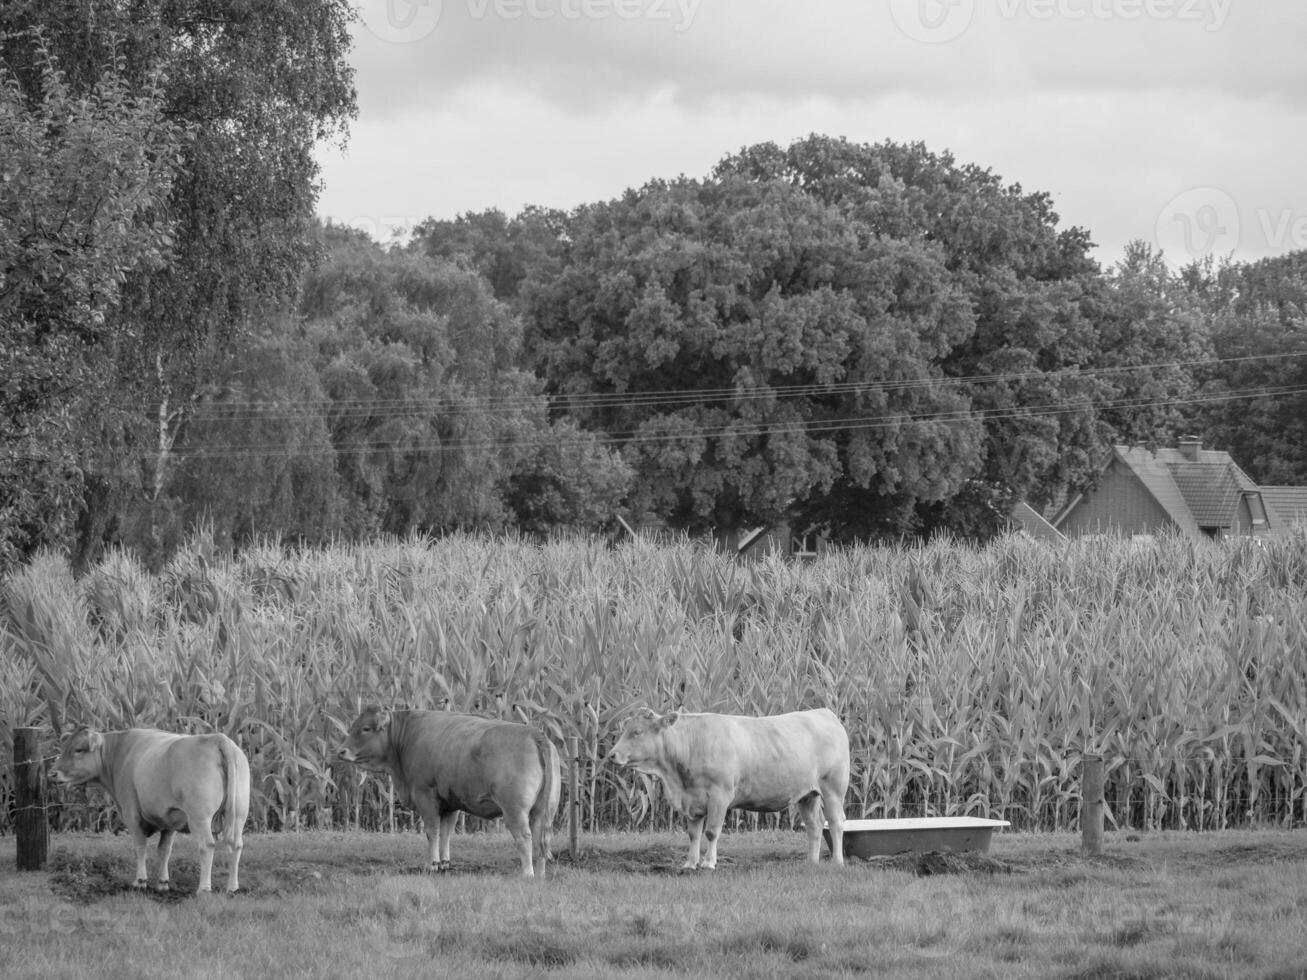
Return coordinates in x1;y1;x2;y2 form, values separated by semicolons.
609;707;849;869
50;726;250;893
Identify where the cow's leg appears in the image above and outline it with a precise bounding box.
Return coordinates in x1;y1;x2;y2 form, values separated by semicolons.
128;825;151;890
682;814;704;870
226;819;244;893
155;830;176;891
530;809;549;877
423;825;440;870
189;811;218;893
434;811;457;872
798;792;824;863
820;783;846;867
504;808;535;878
699;792;731;870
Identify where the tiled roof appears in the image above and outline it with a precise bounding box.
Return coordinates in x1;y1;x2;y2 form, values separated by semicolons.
1009;501;1066;542
1169;462;1245;526
1263;486;1307;526
1153;448;1261;492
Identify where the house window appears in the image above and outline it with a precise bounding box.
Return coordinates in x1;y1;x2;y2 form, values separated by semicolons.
792;532;820;558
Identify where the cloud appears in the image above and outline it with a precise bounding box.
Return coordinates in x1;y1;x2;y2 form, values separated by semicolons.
348;0;1307;116
321;0;1307;265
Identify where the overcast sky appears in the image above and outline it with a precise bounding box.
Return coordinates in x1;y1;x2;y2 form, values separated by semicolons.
315;0;1307;269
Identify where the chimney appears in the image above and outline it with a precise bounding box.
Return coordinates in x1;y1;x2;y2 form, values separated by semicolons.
1178;436;1202;461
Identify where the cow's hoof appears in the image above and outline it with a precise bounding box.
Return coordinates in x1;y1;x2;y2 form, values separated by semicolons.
430;861;452;873
154;881;171;893
132;879;149;890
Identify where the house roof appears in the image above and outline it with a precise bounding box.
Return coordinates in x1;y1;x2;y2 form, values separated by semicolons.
1009;501;1066;543
1112;445;1201;535
1168;462;1247;526
1080;443;1269;535
1262;486;1307;526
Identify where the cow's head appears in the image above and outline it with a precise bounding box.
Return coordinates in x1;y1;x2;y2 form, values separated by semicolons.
609;708;678;770
49;726;105;787
338;705;392;770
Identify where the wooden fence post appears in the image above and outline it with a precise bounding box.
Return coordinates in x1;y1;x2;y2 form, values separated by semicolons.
1081;753;1104;857
15;728;49;871
568;736;580;860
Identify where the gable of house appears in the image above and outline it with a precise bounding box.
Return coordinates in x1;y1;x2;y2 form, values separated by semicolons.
1055;441;1276;539
1056;447;1199;537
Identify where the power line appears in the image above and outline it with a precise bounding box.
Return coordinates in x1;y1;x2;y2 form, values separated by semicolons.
168;350;1307;424
135;381;1307;463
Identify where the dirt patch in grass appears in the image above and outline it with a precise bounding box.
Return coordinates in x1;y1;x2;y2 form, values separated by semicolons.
859;850;1016;876
47;852;192;905
554;840;801;874
46;846;323;901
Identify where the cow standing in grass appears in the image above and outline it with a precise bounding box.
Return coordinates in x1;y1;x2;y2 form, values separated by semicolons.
337;706;560;877
50;726;250;893
609;707;849;869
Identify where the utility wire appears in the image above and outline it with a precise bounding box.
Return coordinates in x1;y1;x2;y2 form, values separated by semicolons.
135;381;1307;462
170;349;1307;424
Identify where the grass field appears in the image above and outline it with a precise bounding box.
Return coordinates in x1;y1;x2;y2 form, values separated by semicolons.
3;827;1306;979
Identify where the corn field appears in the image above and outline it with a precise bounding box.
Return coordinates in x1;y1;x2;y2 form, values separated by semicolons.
3;528;1307;836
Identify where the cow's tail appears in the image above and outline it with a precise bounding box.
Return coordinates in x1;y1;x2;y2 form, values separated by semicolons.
529;729;559;873
217;735;251;851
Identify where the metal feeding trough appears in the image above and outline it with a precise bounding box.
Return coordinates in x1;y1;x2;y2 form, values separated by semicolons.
824;817;1011;860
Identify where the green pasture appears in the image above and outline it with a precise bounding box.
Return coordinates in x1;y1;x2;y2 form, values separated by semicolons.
3;828;1306;979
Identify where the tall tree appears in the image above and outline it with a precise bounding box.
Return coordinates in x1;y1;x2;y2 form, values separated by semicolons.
528;136;1115;541
1185;251;1307;484
298;226;630;536
1090;241;1210;449
713;136;1111;537
0;42;185;570
1;0;357;566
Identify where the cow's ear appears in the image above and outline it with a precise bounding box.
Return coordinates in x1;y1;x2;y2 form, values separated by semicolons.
85;730;103;752
659;712;679;730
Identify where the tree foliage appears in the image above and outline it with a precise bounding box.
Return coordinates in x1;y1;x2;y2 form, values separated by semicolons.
0;0;358;568
1184;252;1307;484
414;206;568;306
0;40;186;570
527;136;1131;539
160;227;631;548
9;72;1307;561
